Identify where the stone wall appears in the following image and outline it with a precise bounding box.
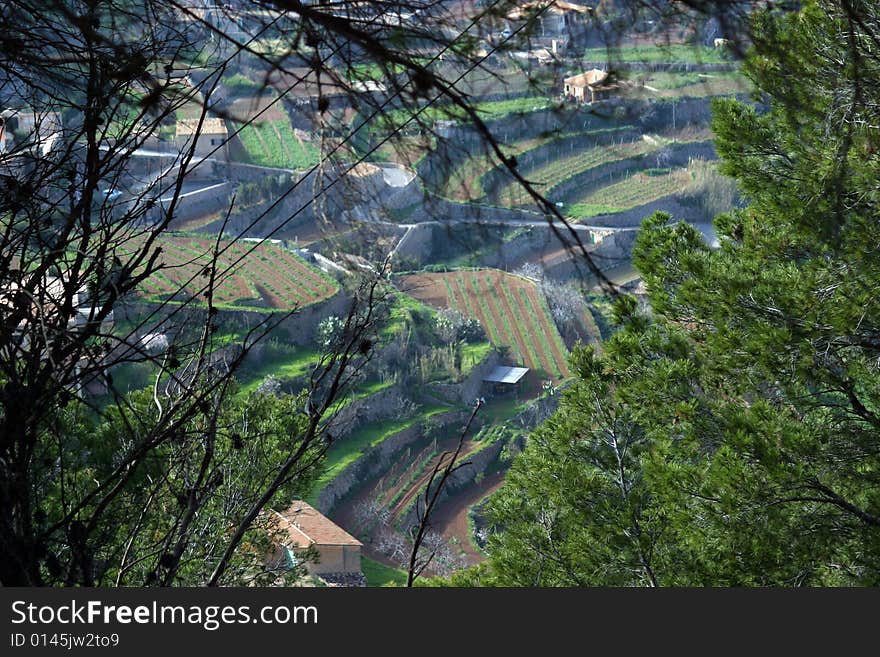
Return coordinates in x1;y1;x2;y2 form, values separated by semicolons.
325;384;408;441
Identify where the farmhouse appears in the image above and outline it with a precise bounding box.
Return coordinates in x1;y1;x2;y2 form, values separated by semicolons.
174;117;228;159
563;68;614;104
483;365;530;395
271;501;364;584
0;108;63;156
507;1;592;39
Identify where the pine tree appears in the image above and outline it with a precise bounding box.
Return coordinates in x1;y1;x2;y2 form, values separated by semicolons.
474;0;880;586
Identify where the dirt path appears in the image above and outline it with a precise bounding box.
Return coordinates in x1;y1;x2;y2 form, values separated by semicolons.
431;472;506;566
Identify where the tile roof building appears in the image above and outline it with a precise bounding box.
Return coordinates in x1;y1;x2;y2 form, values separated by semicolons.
272;501;363;578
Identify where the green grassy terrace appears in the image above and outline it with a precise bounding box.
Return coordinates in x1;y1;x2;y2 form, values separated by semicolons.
362;556;407;586
380;96;555;132
567;166;692;219
583;43;733;64
237;119;320;169
308;404;452;502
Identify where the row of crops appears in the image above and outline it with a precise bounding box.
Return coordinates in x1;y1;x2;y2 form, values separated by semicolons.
402;269;570;382
135;234;338;310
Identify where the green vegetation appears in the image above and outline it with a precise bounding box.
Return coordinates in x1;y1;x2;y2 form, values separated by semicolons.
461;341;492;370
236;345;322;397
565;158;730;219
222;73;268;95
478;396;526;424
472;96;555;120
309;405;450;500
383;96;554;132
566;203;623;218
498;137;650;207
566;167;690;219
237;119;320;169
407;270;571;383
135;234;338;311
583;43;732;64
459;1;880;586
496;128;710;207
382;290;436;340
343;58;430;81
362;556;407;587
622;71;752;100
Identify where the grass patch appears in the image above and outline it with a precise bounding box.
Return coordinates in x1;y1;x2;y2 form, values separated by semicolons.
382;291;436;340
309;405;450;499
568;167;690;215
473;96;555;120
479;396;526;423
236;345;321;397
625;71;751;99
237;119;320;169
222;73;269;95
383;96;554;132
583;43;732;64
461;341;492;372
362;556;407;587
564;203;623;219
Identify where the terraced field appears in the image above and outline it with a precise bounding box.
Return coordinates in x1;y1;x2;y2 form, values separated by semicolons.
566;166;694;219
495;127;713;207
237;119;320;169
401;269;570;382
626;71;751;98
497;139;656;207
136;234;338;310
440;135;556;201
582;43;731;64
443;127;636;203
